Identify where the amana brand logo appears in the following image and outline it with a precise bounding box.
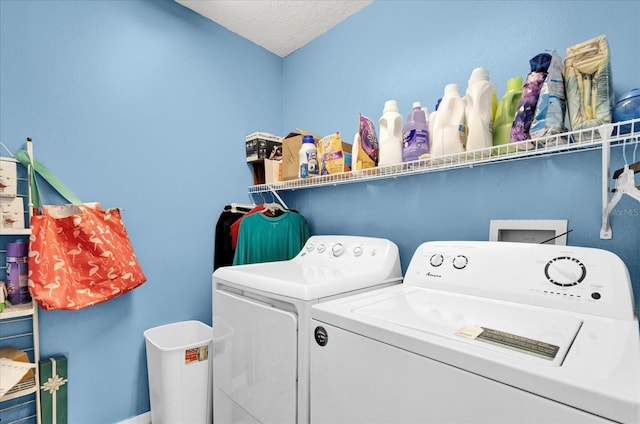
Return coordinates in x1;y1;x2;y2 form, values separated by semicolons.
315;326;328;346
425;272;442;278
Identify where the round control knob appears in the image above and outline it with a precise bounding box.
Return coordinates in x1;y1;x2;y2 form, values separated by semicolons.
306;243;315;251
353;246;363;257
452;255;468;269
545;256;586;287
429;254;444;267
332;243;345;257
317;243;327;253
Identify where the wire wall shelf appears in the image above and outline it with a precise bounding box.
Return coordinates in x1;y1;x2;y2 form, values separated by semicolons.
248;118;640;195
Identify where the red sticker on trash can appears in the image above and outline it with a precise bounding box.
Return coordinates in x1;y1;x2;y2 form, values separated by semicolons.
185;345;209;364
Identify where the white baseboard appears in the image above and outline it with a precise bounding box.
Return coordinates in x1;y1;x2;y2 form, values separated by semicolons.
117;411;151;424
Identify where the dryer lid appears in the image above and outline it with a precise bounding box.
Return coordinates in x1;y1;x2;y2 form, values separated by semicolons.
213;235;402;300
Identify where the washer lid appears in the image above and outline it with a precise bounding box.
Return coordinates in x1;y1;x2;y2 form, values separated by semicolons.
352;288;582;366
311;285;640;424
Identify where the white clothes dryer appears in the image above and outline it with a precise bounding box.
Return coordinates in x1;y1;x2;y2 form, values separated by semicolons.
310;241;640;423
212;235;402;424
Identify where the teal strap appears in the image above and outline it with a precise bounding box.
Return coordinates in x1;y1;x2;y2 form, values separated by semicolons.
15;150;82;208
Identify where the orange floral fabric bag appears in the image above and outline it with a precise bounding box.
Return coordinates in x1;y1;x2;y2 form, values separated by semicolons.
16;151;146;310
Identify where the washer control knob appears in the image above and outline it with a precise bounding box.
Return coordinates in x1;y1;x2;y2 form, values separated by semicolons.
353;246;363;257
429;254;444;267
306;243;315;252
453;255;468;269
545;256;586;287
317;243;327;253
332;243;345;257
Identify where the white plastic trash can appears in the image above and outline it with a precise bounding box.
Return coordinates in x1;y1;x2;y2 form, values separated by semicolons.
144;320;213;424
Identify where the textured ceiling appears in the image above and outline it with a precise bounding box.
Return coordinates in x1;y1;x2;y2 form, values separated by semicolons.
176;0;373;57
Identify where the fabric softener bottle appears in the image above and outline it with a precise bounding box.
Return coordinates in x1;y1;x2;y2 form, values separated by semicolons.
493;76;523;150
402;102;429;162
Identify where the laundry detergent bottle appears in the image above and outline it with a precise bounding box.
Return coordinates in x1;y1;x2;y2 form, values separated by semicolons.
431;84;466;158
402;102;430;162
493;76;523;150
298;135;318;178
378;100;403;166
465;67;494;153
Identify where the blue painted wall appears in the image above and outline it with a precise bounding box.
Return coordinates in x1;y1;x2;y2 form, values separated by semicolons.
1;0;638;422
280;1;640;309
1;0;281;422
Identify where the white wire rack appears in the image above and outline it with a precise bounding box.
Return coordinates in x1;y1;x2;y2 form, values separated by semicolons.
248;118;640;195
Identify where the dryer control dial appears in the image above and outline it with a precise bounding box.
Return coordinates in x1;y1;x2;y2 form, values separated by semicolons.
317;243;327;253
545;256;586;287
453;255;468;269
429;254;444;267
332;243;345;257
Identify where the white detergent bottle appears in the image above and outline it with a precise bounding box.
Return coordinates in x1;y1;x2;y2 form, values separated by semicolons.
298;135;318;178
431;84;466;158
465;67;494;153
429;98;441;147
378;100;403;166
421;106;430;155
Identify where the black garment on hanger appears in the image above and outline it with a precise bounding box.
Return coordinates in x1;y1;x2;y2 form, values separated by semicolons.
214;208;245;270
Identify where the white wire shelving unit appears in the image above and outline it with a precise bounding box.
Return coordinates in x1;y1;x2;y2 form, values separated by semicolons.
249;118;639;195
249;119;640;240
1;138;41;424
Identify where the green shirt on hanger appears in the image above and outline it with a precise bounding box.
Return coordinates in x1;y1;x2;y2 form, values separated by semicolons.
233;210;310;265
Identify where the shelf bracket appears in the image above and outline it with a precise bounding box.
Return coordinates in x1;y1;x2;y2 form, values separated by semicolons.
250;184;289;210
268;185;288;209
601;125;613;239
600;125;640;239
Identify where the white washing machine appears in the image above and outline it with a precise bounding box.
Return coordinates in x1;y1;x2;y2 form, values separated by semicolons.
310;241;640;423
212;235;402;424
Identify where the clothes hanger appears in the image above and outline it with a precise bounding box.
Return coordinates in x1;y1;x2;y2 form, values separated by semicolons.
262;191;286;215
223;203;254;213
602;137;640;237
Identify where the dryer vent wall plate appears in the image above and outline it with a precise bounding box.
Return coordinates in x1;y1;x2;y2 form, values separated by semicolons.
489;220;568;245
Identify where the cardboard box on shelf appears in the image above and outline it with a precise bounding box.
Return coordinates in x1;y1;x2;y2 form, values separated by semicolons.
264;159;282;183
245;132;282;162
0;346;35;384
249;161;265;185
281;130;321;181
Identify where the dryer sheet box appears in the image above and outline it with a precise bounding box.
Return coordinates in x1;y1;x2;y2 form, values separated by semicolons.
0;156;18;197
